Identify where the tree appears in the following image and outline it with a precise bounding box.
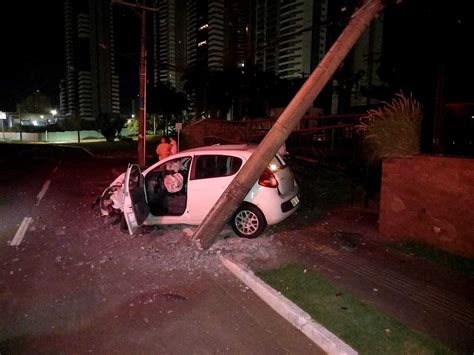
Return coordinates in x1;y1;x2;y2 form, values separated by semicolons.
148;83;187;133
183;64;302;120
96;113;126;142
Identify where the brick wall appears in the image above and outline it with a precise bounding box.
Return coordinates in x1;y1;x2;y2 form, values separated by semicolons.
379;155;474;257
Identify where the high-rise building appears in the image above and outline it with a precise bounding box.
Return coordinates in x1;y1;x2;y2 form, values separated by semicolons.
255;0;314;79
184;0;226;116
180;0;384;116
255;0;279;73
254;0;385;111
224;0;254;69
152;0;186;91
311;0;329;68
278;0;314;78
63;0;120;121
186;0;225;71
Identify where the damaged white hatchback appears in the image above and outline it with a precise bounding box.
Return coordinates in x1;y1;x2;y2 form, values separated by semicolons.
100;144;300;238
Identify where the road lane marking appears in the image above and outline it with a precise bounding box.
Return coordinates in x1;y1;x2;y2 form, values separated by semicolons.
52;161;62;173
36;179;51;205
10;217;33;246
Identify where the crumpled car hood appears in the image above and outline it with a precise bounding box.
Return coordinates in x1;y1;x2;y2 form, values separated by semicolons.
100;172;125;216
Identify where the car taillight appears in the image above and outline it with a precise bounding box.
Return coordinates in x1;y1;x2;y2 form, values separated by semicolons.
258;168;279;188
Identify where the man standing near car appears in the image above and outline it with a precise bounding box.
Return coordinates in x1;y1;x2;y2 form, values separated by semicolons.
156;137;170;161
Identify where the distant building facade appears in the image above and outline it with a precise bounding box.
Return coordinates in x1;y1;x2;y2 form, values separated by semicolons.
224;0;254;69
254;0;385;112
186;0;225;71
153;0;187;91
145;0;385;117
62;0;120;121
255;0;314;79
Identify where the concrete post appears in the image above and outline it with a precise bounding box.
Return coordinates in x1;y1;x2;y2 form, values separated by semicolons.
138;7;147;167
112;0;159;167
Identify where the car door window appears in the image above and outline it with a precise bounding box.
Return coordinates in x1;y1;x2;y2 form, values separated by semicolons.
145;156;191;216
191;155;242;180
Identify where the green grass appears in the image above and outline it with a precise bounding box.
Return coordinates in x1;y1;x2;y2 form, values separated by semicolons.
389;240;474;277
258;264;454;354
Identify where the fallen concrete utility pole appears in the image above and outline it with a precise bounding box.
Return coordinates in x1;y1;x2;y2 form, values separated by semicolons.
192;0;384;249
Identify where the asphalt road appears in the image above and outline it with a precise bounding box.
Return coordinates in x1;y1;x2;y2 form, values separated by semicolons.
0;145;63;247
0;143;320;354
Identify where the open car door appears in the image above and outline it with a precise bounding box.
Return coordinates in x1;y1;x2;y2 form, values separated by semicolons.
123;164;150;235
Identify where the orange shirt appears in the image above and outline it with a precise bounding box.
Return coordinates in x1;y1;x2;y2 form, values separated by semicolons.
156;142;170;160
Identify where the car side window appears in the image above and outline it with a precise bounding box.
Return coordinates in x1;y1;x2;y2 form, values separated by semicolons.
145;156;191;195
191;155;242;180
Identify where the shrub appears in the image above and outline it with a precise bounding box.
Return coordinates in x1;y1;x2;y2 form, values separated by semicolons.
96;113;126;142
357;92;423;161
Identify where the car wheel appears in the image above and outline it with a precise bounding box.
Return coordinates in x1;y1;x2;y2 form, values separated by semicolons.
231;204;267;239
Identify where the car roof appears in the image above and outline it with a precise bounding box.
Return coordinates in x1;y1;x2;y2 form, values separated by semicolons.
142;143;280;174
182;144;257;154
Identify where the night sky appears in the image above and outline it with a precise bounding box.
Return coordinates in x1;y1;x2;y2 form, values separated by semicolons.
382;0;474;103
0;0;65;111
0;0;473;113
0;0;140;113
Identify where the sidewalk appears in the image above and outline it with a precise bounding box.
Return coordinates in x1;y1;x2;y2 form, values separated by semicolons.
271;207;474;353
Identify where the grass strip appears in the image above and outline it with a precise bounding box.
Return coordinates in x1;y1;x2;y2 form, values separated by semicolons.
258;264;453;354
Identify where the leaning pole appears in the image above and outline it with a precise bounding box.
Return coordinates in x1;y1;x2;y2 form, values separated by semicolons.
193;0;385;249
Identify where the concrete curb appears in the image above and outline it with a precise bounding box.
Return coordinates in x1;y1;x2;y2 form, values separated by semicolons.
220;256;357;355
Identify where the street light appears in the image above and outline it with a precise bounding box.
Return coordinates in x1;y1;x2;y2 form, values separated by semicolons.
50;109;57;124
47;109;57;143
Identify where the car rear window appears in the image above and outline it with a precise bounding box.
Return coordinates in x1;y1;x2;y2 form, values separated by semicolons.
191;155;243;180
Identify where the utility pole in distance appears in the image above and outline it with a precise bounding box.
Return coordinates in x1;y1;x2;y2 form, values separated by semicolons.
192;0;385;249
112;0;159;167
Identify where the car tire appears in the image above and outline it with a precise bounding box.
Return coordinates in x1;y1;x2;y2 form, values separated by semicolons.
231;204;267;239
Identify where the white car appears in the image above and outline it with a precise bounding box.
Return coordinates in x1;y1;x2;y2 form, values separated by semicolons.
100;144;300;239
